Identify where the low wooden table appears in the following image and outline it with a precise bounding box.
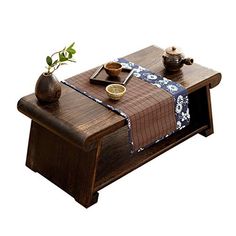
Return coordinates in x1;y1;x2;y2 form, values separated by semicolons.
17;45;221;208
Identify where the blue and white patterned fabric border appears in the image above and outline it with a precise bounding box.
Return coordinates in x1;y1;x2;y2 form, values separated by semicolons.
114;58;190;131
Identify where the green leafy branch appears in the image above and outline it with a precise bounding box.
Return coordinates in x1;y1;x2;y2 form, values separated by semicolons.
46;42;76;74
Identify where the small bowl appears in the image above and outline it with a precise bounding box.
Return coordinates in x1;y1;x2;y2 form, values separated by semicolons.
106;84;126;100
104;62;122;77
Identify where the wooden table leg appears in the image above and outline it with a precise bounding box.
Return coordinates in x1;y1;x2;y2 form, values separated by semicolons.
199;85;214;137
26;121;102;208
73;139;102;208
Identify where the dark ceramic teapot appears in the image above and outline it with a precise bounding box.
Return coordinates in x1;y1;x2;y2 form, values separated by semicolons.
162;46;194;72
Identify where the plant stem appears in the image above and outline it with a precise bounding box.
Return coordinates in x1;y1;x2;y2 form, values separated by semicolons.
51;49;62;58
51;63;61;74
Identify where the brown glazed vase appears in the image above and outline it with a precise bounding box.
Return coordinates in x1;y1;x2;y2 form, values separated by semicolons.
35;73;61;103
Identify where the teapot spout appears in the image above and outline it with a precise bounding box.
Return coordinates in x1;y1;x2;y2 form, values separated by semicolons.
182;57;194;65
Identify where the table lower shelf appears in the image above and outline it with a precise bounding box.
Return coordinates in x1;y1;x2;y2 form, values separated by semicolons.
95;86;212;193
95;123;208;192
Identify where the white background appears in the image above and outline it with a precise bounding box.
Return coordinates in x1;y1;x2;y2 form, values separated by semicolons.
0;0;235;235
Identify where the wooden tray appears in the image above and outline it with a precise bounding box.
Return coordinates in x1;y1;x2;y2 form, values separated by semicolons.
90;65;133;86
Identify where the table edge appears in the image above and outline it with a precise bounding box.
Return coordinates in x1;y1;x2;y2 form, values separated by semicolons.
17;45;222;149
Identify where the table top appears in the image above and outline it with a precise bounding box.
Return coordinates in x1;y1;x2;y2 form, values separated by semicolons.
17;45;221;150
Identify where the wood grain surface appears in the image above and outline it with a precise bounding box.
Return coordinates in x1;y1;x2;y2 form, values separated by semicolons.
17;45;221;151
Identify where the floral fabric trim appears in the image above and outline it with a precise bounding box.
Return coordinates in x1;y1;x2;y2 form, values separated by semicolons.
115;58;190;132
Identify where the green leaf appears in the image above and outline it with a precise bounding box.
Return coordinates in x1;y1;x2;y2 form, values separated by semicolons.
61;57;68;62
46;56;52;66
59;53;68;62
52;59;58;66
66;48;76;54
68;52;72;59
68;42;75;49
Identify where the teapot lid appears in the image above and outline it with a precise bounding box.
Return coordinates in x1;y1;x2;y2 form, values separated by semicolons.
165;46;182;55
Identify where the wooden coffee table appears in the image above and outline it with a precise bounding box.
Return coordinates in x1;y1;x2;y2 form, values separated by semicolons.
17;45;221;208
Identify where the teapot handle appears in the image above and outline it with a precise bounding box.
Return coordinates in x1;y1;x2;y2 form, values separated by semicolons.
183;57;194;65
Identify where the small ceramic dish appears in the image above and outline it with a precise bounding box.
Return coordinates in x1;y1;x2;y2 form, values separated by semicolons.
105;84;126;100
104;62;122;77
